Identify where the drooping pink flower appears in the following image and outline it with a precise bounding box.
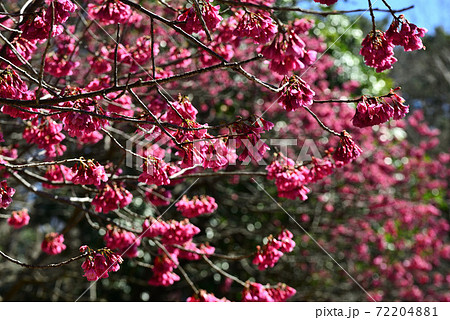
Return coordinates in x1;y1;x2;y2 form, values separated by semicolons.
7;209;30;229
309;157;334;182
59;92;109;137
279;75;315;111
71;159;108;186
5;36;37;66
46;0;77;24
266;283;297;301
160;219;201;245
175;195;218;218
253;236;284;270
80;246;123;281
386;15;427;52
352;96;394;128
41;232;66;255
148;252;180;287
0;180;15;209
177;241;215;260
230;117;273;162
162;95;198;125
92;183;133;213
384;92;409;120
253;229;295;270
261;19;317;75
233;9;277;44
266;156;311;200
277;229;295;253
0;67;37;120
352;92;410;127
103;225;140;258
89;47;112;74
138;158;174;186
141;218;169;238
314;0;338;5
87;0;132;25
43;165;74;189
360;30;397;72
333;131;363;163
22;117;66;158
187;290;229;302
177;1;222;34
242;282;295;302
241;282;274;302
45;54;80;77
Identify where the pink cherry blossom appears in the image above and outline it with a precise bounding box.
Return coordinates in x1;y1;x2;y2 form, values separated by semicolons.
187;290;229;302
92;183;133;213
7;209;30;229
0;180;15;209
234;9;277;44
41;233;66;255
177;1;222;34
80;247;123;281
261;19;317;75
71;159;108;186
141;218;170;238
360;30;397;72
386;15;427;52
333;131;363;163
279;75;315;111
103;225;140;258
266;156;311;200
87;0;132;25
43;165;74;189
175;195;218;218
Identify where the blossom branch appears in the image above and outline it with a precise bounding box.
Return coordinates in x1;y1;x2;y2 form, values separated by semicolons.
0;249;88;269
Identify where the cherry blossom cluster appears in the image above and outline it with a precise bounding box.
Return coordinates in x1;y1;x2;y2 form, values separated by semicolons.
141;218;201;246
5;0;76;68
253;229;295;270
71;159;108;186
103;225;140;258
80;246;123;282
177;0;222;34
266;156;311;200
233;9;277;44
360;16;427;72
148;251;180;287
0;68;36;120
279;75;315;111
241;282;296;302
230;117;274;162
92;183;133;213
187;290;229;302
262;19;317;75
352;91;409;128
43;165;74;189
58;90;109;138
41;232;66;255
175;195;218;218
333;131;363;164
7;209;30;229
23;117;66;158
138;157;175;186
87;0;133;25
0;180;15;209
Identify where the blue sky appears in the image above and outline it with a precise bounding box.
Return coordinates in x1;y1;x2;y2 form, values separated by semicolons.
315;0;450;33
